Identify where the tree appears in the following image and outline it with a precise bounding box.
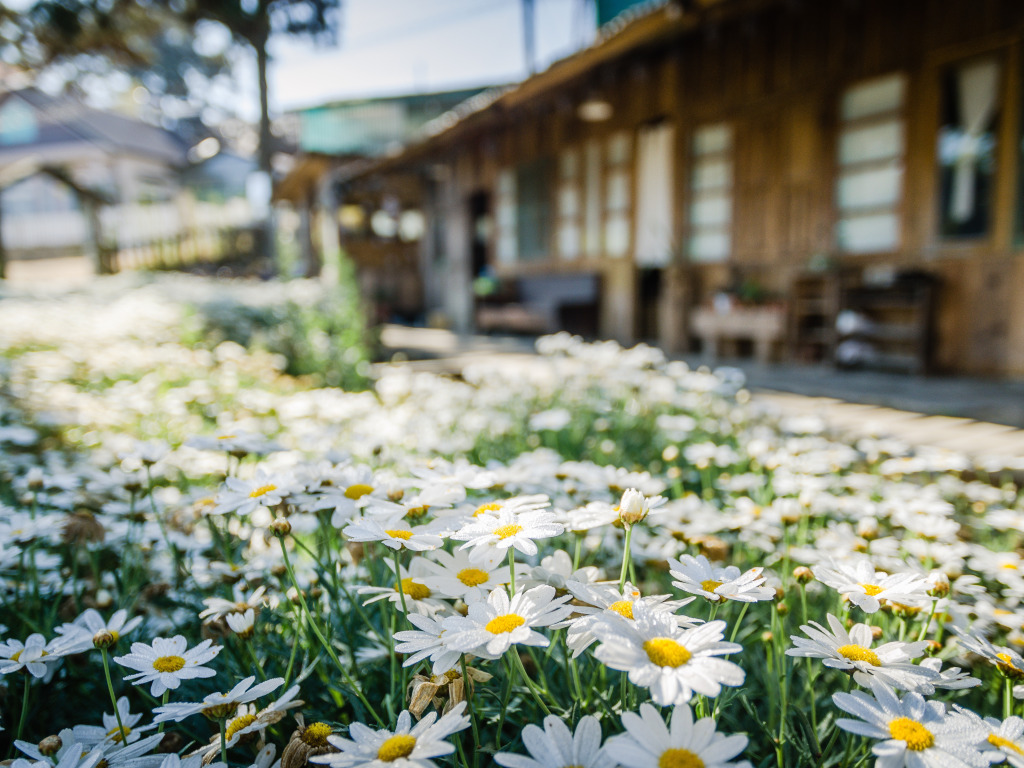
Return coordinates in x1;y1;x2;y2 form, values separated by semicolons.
181;0;340;177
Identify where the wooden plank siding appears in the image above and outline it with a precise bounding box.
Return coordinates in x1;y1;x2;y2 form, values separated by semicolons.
342;0;1024;373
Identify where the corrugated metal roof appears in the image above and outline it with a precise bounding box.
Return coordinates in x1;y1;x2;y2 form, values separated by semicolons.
0;88;187;167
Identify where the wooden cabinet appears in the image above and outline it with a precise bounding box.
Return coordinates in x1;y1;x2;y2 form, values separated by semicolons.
789;273;841;363
835;274;937;374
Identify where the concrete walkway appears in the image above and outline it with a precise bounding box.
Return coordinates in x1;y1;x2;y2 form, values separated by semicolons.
378;325;1024;463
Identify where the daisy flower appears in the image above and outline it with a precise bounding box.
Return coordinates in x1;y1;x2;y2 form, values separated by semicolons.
113;636;221;697
813;557;931;614
310;702;470;768
591;601;744;706
10;742;105;768
154;676;286;723
358;557;451;616
417;548;510;602
951;708;1024;767
832;679;989;767
394;613;464;675
193;685;303;760
604;702;750;768
441;585;572;658
212;470;303;517
951;627;1024;683
71;696;155;746
54;608;143;655
451;497;563;563
495;715;614;768
564;581;697;658
786;613;939;693
0;633;62;678
199;585;268;623
343;518;443;552
668;554;774;604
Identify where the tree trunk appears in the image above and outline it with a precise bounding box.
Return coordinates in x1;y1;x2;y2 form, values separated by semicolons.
253;11;277;274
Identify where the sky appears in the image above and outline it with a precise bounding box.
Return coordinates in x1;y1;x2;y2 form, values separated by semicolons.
249;0;596;117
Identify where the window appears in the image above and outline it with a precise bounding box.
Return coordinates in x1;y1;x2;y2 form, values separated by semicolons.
937;57;999;239
495;169;517;264
583;140;602;257
604;131;632;257
688;123;732;262
635;121;675;267
516;157;552;261
556;149;581;260
836;74;905;253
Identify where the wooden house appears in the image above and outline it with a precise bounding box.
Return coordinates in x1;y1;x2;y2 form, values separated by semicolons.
340;0;1024;376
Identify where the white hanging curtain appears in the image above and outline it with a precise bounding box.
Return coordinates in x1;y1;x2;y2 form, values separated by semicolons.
634;122;675;267
950;58;999;223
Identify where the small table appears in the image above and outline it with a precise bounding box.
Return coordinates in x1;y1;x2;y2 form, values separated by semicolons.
691;306;786;363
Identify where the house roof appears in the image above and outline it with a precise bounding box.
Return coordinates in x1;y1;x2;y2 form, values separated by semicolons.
0;88;188;167
342;0;777;180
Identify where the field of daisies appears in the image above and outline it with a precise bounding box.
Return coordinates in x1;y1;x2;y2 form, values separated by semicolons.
4;275;1024;768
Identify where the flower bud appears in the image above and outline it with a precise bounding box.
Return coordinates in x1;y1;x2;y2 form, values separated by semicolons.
617;488;649;526
870;625;884;640
270;518;291;537
775;601;789;616
793;566;814;584
26;468;45;491
38;736;62;757
93;629;117;650
927;571;950;598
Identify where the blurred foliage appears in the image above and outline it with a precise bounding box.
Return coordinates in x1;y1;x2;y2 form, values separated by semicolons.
181;267;375;392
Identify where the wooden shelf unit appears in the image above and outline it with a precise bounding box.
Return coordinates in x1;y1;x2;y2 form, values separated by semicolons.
836;274;937;374
789;273;842;363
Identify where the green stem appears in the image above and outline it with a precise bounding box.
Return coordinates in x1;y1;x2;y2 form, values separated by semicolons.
460;655;480;768
276;534;384;725
511;648;551;715
101;649;128;742
917;600;939;642
220;718;228;765
1006;676;1013;721
14;673;30;751
508;549;516;596
619;524;634;591
392;548;409;615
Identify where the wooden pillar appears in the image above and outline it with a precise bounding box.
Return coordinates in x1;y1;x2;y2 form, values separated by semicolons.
600;259;636;344
318;169;341;285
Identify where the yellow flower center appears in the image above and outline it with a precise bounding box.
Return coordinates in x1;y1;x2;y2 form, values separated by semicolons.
700;580;723;594
608;600;635;619
859;583;884;596
888;717;934;751
226;714;258;741
494;524;523;539
386;530;413;540
345;484;374;500
643;637;692;667
152;655;186;673
995;609;1014;616
202;702;238;719
837;644;881;666
249;484;277;498
377;734;417;762
218;435;237;440
996;653;1024;680
405;505;429;520
302;722;333;747
989;734;1024;754
457;568;490;587
485;614;526;634
474;502;502;517
658;748;705;768
10;650;21;662
399;578;431;600
105;726;132;743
